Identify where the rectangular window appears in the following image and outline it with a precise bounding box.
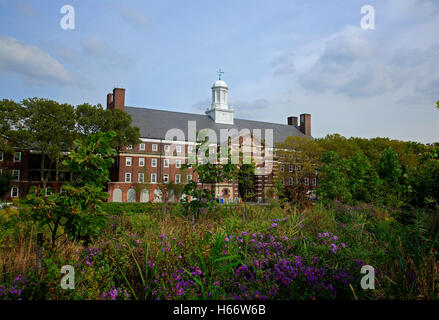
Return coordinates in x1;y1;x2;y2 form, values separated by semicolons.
14;152;21;162
0;151;3;161
312;178;317;186
304;178;309;186
12;169;20;181
164;145;170;153
176;145;182;153
60;186;66;194
139;143;145;151
151;158;157;167
188;146;194;154
280;165;284;172
152;144;158;151
289;177;293;185
164;159;169;168
176;159;181;168
151;173;157;183
296;177;300;185
296;165;301;172
187;174;192;182
163;174;169;183
175;174;181;184
125;173;131;182
138;173;144;183
11;187;19;198
289;164;293;172
126;145;133;150
139;158;145;167
126;157;132;166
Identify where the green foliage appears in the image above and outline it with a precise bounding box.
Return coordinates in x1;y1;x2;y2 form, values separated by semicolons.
316;151;351;203
20;132;117;247
0;171;13;198
346;151;380;202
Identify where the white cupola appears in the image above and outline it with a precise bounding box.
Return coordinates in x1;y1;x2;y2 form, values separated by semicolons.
206;71;234;125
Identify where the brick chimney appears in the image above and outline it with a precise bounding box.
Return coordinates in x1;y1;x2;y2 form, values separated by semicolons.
299;113;311;136
107;88;125;111
106;93;113;109
287;116;298;127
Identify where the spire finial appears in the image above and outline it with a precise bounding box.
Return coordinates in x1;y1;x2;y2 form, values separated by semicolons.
217;68;224;80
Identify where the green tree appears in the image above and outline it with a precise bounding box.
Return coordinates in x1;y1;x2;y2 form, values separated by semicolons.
346;151;380;202
316;151;351;203
0;171;13;198
20;98;76;188
21;132;117;247
75;103;140;151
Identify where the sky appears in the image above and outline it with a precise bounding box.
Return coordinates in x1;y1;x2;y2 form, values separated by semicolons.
0;0;438;143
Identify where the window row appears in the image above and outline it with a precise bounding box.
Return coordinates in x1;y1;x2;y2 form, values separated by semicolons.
284;177;317;186
124;173;192;184
125;143;194;153
10;186;65;198
0;151;21;162
125;157;183;168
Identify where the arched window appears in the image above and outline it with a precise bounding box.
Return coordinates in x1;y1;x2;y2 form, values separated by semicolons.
113;188;122;202
127;188;137;202
140;189;149;203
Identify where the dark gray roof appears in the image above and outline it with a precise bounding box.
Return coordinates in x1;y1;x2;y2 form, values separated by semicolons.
125;106;306;143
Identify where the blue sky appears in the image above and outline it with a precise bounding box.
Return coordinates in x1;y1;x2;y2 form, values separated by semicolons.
0;0;438;143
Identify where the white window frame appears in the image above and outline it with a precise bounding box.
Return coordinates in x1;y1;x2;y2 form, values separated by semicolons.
151;173;157;183
0;151;3;161
163;174;169;183
176;159;181;168
296;165;301;172
289;164;293;172
304;177;309;186
126;157;132;166
289;177;293;185
45;188;55;197
12;169;20;181
164;159;169;168
151;158;157;167
126;145;133;150
164;145;170;153
175;174;181;184
138;173;144;183
14;152;21;162
280;165;284;172
176;145;182;153
11;187;19;198
139;158;145;167
139;143;145;151
312;178;317;186
152;144;158;152
188;146;194;154
187;174;192;182
125;172;132;183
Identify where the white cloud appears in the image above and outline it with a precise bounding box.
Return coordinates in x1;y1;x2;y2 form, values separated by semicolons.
0;35;81;86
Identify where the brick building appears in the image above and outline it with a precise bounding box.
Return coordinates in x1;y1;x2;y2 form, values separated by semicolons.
0;78;314;202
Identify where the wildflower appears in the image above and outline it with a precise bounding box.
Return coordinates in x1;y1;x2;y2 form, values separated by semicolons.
254;291;262;299
176;288;184;296
225;237;229;242
177;255;182;259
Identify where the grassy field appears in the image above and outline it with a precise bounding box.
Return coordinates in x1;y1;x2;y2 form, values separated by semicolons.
0;201;438;300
